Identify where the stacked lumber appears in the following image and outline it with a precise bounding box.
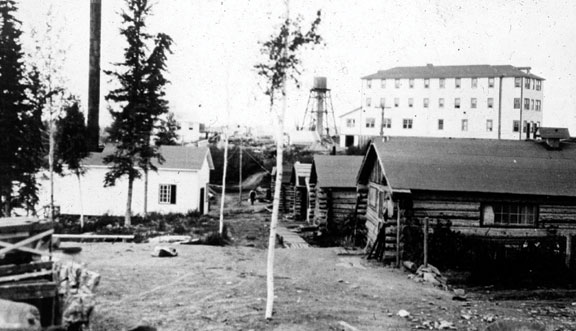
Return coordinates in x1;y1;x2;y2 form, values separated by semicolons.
0;217;59;327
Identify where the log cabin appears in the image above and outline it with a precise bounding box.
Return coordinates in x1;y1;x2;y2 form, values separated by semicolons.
357;135;576;268
310;155;364;233
289;162;312;221
271;163;294;213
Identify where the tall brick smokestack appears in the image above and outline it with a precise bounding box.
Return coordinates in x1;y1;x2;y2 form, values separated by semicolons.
87;0;102;151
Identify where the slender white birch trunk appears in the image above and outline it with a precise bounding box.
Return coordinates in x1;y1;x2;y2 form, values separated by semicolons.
219;130;229;235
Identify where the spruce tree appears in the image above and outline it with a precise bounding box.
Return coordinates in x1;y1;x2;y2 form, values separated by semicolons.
0;0;45;216
104;0;172;225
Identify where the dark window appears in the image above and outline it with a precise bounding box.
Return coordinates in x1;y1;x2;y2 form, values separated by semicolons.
482;203;538;226
159;184;177;204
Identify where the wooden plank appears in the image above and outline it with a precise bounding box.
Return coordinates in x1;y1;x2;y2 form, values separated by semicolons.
0;270;53;284
0;229;53;257
452;226;554;237
413;210;480;220
0;282;57;300
0;261;53;277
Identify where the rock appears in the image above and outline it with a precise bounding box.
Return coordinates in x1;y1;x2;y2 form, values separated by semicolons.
482;314;496;323
437;320;456;329
454;289;466;296
422;272;440;285
0;299;41;331
403;261;418;273
151;246;178;257
397;309;410;318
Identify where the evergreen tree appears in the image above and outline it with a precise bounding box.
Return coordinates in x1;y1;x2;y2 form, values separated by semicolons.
155;112;180;146
104;0;172;225
0;0;45;216
55;99;89;228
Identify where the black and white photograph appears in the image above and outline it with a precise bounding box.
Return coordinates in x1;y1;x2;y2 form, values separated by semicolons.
0;0;575;330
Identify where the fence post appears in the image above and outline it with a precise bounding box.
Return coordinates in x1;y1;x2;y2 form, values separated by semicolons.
396;200;401;268
423;217;429;268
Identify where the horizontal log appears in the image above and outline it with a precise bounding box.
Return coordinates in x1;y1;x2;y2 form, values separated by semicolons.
540;214;576;222
0;270;53;284
413;210;480;220
541;205;576;212
0;281;57;300
330;191;358;199
0;261;53;277
413;201;480;211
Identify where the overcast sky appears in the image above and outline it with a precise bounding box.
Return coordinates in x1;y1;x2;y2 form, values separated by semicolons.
17;0;576;133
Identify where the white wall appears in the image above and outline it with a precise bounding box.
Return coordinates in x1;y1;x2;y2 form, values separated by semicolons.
38;161;211;216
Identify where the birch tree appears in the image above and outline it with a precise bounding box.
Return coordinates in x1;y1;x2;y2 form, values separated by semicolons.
254;4;322;319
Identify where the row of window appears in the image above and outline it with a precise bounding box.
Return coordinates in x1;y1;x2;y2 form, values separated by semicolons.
347;117;540;133
366;77;542;91
366;97;542;111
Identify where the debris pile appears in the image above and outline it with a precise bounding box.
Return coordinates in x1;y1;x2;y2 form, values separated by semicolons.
404;262;447;288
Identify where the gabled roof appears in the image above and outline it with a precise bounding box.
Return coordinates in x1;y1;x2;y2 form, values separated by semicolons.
339;107;362;118
358;137;576;197
311;155;363;188
83;144;214;171
539;127;570;140
362;65;544;80
290;162;312;186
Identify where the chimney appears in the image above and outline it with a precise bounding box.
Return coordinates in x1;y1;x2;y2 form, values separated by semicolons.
87;0;102;152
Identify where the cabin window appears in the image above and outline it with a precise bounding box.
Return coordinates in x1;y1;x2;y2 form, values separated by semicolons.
159;184;177;204
368;184;387;217
482;203;538;227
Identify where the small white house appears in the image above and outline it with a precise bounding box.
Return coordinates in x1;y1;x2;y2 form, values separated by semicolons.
38;145;214;216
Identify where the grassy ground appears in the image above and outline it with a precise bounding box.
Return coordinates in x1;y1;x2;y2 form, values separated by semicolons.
57;197;576;331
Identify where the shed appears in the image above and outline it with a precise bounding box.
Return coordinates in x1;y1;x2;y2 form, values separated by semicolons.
39;145;214;216
357;137;576;267
310;155;364;233
289;162;312;220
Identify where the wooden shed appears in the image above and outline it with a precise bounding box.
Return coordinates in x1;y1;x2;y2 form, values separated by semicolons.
289;162;312;221
310;155;364;233
271;163;294;213
357;137;576;267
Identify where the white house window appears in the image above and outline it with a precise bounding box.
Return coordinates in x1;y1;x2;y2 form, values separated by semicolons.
513;98;520;109
515;77;521;88
366;118;375;128
535;80;541;91
403;119;413;129
408;98;414;108
159;184;177;204
366;97;371;107
461;119;468;131
482;203;538;227
383;118;392;128
424;78;430;88
488;77;494;88
439;98;445;108
423;98;429;108
524;98;530;110
471;78;478;88
367;79;372;88
487;98;494;109
525;78;530;89
409;79;415;88
513;120;520;132
394;98;399;107
438;119;444;130
455;78;461;88
536;100;541;111
531;99;535;110
486;119;493;132
381;79;386;88
439;78;445;88
346;119;355;128
471;98;477;109
454;98;461;109
395;79;401;88
380;97;386;108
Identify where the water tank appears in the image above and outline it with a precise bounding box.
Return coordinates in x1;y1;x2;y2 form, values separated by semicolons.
313;77;327;90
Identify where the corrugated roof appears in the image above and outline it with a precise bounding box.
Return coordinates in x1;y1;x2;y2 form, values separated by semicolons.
83;144;213;171
367;137;576;197
290;162;312;186
312;155;363;188
363;65;544;80
539;127;570;140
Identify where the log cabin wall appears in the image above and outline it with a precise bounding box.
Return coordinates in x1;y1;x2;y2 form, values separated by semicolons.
307;183;316;223
293;186;307;220
328;189;359;233
314;187;328;227
271;181;293;213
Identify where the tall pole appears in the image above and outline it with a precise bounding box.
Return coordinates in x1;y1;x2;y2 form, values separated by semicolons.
88;0;102;151
238;129;243;205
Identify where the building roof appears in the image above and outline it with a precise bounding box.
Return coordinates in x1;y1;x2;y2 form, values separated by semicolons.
271;164;294;184
290;162;312;186
311;155;363;188
539;127;570;140
362;64;544;80
83;144;214;171
339;107;362;118
359;137;576;197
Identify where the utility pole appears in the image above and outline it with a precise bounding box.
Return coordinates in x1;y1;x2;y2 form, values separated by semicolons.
380;104;390;136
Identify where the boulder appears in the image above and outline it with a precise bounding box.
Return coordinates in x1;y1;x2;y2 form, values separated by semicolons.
152;246;178;257
0;299;41;331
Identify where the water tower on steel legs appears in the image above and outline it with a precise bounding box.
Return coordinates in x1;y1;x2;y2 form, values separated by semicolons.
300;77;338;142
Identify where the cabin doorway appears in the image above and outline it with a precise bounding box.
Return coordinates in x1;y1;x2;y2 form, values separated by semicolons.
199;187;205;214
345;135;355;147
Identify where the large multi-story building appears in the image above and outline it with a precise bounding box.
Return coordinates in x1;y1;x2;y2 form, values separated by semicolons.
340;64;544;147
